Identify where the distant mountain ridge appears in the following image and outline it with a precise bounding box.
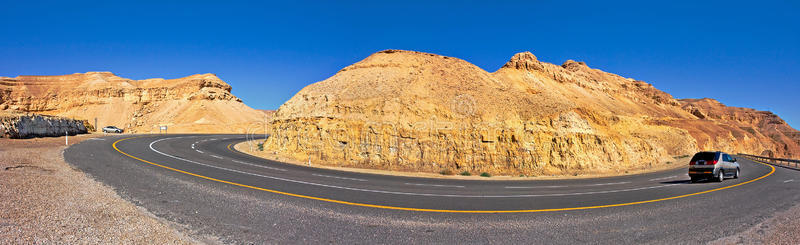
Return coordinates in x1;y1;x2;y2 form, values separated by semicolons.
266;49;799;175
0;72;267;133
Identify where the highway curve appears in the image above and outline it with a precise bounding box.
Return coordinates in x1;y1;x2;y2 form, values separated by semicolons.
65;134;800;244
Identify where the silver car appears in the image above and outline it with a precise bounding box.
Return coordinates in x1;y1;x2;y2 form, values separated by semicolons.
102;126;124;133
688;151;740;182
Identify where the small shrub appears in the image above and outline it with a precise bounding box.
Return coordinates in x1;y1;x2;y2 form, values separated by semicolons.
257;143;264;151
459;171;471;176
480;172;491;177
439;169;454;175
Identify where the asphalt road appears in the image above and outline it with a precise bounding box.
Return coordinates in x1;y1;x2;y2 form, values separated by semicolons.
64;134;800;244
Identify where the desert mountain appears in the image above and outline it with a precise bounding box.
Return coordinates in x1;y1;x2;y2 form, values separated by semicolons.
0;72;267;133
266;50;800;175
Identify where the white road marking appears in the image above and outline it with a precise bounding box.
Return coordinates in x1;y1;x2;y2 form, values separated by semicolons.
210;155;223;159
586;181;631;186
505;185;567;189
147;137;682;198
230;159;287;171
784;179;794;183
195;149;204;154
312;174;367;182
404;183;465;188
649;175;678;181
87;138;106;141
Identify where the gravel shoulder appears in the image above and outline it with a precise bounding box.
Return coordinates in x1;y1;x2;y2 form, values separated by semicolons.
0;134;197;244
711;182;800;245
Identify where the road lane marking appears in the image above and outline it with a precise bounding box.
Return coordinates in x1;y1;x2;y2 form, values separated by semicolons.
210;155;223;159
114;136;776;213
505;185;567;189
230;159;287;171
785;179;794;183
649;175;678;181
586;181;630;186
195;149;204;154
404;183;465;188
312;174;367;182
148;138;676;197
229;159;287;171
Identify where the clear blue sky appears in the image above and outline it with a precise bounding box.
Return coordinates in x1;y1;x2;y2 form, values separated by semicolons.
2;1;798;128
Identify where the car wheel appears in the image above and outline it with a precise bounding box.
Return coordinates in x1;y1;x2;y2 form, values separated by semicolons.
690;177;698;183
734;168;739;179
717;170;725;182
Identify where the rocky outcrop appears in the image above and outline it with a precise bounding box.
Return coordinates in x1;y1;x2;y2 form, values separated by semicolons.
0;113;88;138
669;98;800;158
265;50;800;175
0;72;266;133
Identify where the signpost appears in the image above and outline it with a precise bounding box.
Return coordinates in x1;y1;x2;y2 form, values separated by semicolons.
159;125;168;134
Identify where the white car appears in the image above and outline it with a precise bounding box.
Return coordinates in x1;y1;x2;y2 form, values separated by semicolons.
102;126;124;133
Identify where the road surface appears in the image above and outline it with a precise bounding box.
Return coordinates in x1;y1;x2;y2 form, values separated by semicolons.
65;134;800;244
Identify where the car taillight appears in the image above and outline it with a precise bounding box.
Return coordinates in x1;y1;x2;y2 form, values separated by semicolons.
689;161;696;165
708;160;718;165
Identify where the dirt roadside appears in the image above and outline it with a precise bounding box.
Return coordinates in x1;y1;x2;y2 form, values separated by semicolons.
711;200;800;245
0;134;200;244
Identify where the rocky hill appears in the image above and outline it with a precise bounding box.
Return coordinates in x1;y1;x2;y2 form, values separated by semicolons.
673;98;800;157
266;50;800;176
0;72;266;133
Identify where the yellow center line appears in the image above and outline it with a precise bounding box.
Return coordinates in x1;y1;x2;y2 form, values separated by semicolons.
114;136;776;213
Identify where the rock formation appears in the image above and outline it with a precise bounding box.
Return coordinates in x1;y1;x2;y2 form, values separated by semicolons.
671;98;800;158
266;50;800;175
0;113;89;138
0;72;267;133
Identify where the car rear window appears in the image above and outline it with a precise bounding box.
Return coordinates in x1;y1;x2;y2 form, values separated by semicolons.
691;152;717;162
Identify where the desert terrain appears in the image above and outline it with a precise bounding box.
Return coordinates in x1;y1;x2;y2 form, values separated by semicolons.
0;72;268;134
265;50;800;176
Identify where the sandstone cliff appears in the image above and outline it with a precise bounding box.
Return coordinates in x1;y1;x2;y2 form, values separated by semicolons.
0;72;267;133
265;50;800;176
0;113;89;138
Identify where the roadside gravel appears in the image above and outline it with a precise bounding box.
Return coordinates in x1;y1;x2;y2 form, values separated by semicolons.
0;135;199;244
711;197;800;245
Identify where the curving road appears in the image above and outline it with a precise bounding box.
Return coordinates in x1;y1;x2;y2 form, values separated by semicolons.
65;134;800;244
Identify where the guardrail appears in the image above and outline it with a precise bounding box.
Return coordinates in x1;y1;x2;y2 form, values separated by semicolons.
738;153;800;170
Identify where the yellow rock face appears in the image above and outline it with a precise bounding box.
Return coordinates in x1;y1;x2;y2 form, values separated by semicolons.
0;72;268;133
266;50;799;175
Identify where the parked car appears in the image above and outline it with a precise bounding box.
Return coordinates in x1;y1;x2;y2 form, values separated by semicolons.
688;151;739;182
102;126;124;133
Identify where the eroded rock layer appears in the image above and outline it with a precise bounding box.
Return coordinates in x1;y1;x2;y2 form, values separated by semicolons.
0;72;267;133
0;113;89;138
266;50;799;175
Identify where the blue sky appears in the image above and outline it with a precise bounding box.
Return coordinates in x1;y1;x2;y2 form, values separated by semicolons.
2;1;798;128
